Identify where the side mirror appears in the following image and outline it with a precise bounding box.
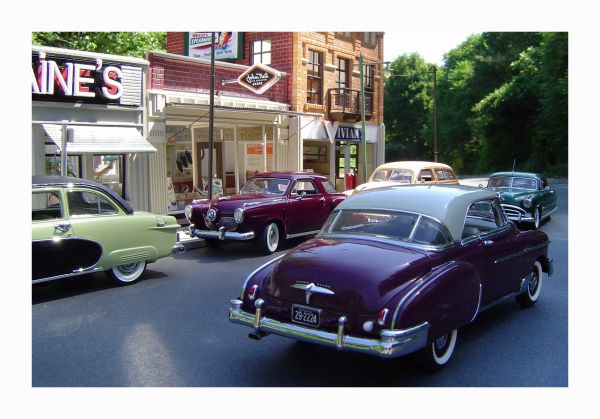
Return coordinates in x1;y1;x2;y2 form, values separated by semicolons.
478;183;483;188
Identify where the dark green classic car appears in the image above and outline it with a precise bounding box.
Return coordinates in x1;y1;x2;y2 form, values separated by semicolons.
486;172;557;229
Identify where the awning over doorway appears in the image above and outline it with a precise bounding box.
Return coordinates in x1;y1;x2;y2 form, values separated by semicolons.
42;124;156;154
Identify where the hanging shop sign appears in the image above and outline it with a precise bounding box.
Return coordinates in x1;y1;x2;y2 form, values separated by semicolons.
31;51;143;106
237;63;281;95
335;126;362;142
186;32;244;60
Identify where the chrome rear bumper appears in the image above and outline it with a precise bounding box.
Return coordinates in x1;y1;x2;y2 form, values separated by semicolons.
190;226;255;241
229;299;429;359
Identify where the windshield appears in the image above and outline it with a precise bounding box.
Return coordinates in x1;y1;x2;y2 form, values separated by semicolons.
321;209;451;246
240;178;290;195
369;168;412;183
488;176;537;190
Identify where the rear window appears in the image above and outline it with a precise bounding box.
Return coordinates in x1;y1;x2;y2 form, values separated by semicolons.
435;169;456;181
321;180;338;193
322;209;451;247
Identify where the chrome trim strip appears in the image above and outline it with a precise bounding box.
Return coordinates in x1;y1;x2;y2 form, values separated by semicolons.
390;262;458;328
32;267;103;284
286;230;321;239
240;254;286;298
470;282;483;322
494;241;551;264
229;300;429;359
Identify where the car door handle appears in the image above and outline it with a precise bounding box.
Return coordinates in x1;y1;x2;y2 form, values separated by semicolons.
483;239;494;247
319;197;325;204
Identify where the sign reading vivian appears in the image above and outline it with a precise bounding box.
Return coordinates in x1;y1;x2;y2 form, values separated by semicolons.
237;63;281;95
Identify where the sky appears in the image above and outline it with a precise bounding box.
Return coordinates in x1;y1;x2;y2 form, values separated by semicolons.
384;30;477;65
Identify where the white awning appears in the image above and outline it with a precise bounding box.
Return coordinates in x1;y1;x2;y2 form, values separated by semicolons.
42;124;156;154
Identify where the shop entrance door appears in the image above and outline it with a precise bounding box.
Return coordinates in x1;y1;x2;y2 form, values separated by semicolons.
336;142;359;189
195;142;223;196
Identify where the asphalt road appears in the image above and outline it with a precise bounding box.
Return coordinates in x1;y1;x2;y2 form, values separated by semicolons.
32;183;568;387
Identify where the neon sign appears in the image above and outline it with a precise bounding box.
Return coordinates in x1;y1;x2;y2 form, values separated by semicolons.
32;52;124;103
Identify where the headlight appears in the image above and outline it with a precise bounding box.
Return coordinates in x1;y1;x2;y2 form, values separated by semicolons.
234;207;245;223
184;205;193;221
523;198;533;208
206;208;218;222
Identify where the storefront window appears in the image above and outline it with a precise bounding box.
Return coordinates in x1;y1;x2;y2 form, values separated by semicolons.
93;155;124;197
45;155;81;178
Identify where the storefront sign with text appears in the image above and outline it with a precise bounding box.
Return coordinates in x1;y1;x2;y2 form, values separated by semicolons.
31;52;136;105
237;63;281;95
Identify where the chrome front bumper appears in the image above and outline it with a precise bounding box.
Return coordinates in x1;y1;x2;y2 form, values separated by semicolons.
190;226;255;241
229;299;429;359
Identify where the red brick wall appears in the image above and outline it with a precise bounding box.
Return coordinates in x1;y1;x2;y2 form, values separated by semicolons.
166;33;185;56
157;32;294;104
148;52;289;103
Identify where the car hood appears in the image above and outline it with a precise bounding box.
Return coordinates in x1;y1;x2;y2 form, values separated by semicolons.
264;237;431;313
205;193;285;213
489;188;535;203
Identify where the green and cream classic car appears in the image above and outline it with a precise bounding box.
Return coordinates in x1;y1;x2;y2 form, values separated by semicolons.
486;172;558;229
32;176;183;285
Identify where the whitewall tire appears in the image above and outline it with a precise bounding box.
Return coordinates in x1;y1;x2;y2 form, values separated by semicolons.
415;329;458;372
259;222;280;254
516;261;543;307
106;261;147;285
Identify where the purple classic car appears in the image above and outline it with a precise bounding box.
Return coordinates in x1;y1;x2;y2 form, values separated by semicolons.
229;185;553;370
185;172;346;254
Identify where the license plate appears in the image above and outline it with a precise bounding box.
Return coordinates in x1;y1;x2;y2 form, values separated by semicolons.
291;304;321;327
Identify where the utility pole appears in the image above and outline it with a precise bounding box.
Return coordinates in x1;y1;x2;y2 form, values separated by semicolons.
433;65;439;162
208;32;216;199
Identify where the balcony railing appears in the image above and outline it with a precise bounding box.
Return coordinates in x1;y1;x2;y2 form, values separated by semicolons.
327;88;373;122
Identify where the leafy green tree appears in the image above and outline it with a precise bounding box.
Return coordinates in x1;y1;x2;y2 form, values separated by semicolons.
472;32;567;175
384;53;434;161
31;32;166;58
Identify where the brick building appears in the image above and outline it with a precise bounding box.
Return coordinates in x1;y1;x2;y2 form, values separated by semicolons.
146;32;385;216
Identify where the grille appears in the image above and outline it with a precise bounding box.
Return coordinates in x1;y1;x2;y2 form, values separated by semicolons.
501;204;525;218
217;217;238;231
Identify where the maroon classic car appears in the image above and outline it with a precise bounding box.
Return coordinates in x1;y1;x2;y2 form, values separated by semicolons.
185;172;346;254
229;185;553;370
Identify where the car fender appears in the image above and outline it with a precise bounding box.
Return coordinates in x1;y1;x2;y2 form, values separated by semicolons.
243;204;288;237
392;261;482;342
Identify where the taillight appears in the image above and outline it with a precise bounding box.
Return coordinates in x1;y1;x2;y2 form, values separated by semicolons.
248;284;259;301
377;308;389;326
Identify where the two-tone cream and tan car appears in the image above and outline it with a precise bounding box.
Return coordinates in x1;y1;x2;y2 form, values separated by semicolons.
346;161;459;196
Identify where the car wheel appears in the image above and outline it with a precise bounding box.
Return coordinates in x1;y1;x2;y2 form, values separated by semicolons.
204;238;221;248
415;329;458;372
516;261;543;307
106;261;147;285
532;207;541;229
259;222;280;254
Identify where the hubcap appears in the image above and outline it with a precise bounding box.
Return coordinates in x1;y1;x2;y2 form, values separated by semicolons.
268;224;279;250
118;263;138;274
528;272;539;296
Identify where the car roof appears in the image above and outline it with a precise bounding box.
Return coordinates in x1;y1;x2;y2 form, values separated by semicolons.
250;171;329;181
373;161;454;172
32;175;134;214
490;171;543;179
337;184;497;242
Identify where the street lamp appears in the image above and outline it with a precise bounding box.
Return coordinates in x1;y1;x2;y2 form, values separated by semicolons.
358;53;390;184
